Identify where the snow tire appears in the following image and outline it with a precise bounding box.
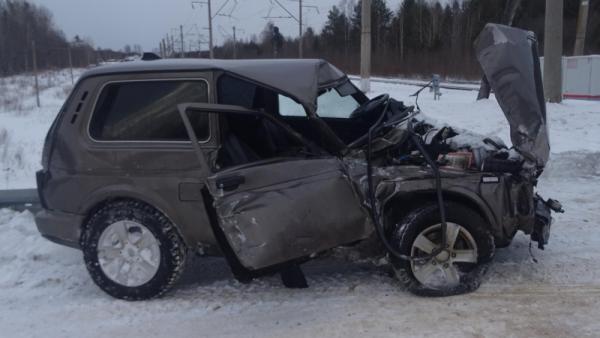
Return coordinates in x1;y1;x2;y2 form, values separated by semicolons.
389;202;495;297
81;200;187;300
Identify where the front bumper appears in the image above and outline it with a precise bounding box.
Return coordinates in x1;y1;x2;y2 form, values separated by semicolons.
35;209;84;249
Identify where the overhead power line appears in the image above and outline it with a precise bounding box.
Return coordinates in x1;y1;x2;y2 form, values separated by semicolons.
191;0;239;59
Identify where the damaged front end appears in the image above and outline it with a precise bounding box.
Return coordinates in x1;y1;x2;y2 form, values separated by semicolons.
475;23;564;248
349;24;563;251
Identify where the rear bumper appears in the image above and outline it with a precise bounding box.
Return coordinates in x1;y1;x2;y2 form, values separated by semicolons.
35;209;83;249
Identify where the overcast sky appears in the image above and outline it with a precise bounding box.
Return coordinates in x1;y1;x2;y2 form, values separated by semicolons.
30;0;407;52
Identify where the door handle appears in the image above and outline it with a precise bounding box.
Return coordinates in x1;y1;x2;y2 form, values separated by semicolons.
216;175;245;191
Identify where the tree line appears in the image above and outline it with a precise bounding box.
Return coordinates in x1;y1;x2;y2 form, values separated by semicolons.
2;0;599;79
213;0;600;79
0;0;125;76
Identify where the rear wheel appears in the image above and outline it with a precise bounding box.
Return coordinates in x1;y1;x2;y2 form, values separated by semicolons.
389;202;494;297
81;200;187;300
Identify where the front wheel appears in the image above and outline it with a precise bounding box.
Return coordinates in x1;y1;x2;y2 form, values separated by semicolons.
389;202;495;297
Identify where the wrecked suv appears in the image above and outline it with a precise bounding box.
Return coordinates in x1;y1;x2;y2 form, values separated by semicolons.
36;24;562;300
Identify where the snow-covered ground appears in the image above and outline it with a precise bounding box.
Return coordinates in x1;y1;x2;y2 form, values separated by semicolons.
1;70;600;337
0;69;84;189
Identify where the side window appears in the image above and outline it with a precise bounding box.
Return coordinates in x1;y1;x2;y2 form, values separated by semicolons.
90;80;209;141
278;95;306;117
217;75;256;107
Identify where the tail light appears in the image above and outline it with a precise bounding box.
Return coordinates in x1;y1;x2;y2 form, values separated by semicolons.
36;170;50;209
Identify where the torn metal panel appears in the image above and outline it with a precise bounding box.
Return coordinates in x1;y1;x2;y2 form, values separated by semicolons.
475;23;549;170
345;157;535;244
206;158;373;270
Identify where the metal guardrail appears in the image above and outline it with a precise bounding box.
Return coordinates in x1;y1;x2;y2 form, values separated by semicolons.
0;189;40;211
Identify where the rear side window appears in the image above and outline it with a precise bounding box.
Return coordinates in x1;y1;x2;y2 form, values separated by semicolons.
90;80;209;141
217;75;256;108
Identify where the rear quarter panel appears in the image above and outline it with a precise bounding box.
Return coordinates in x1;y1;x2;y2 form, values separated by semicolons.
42;71;221;251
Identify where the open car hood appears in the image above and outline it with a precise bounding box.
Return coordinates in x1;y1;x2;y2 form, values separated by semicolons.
475;23;550;170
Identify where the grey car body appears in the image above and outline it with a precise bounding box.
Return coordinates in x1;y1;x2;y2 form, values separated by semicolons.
36;24;558;297
36;58;366;254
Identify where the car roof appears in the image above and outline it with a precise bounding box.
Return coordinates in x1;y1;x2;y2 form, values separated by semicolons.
81;58;348;113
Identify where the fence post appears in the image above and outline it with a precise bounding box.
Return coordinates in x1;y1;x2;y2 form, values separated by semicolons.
360;0;372;93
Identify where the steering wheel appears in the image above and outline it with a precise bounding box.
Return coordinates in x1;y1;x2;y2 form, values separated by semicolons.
349;94;390;120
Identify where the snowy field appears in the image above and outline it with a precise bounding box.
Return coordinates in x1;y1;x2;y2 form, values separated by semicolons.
1;69;600;337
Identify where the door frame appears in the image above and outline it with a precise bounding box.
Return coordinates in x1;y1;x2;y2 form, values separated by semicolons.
177;103;372;273
177;102;324;170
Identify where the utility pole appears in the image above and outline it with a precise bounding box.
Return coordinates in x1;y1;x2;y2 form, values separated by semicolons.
166;35;171;57
573;0;589;55
299;0;303;58
67;45;74;85
170;35;175;57
208;0;214;59
86;48;91;66
192;1;218;59
360;0;372;93
25;25;30;72
418;0;423;45
32;40;40;108
180;25;185;58
344;13;349;60
233;26;237;59
543;0;563;103
399;11;404;61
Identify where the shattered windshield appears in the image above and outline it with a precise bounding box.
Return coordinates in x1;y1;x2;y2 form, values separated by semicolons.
279;84;360;118
279;88;360;119
316;88;360;118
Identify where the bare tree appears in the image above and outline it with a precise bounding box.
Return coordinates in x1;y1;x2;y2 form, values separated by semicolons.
0;0;115;76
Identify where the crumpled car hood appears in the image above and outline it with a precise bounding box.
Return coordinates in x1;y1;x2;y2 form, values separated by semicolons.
475;23;550;170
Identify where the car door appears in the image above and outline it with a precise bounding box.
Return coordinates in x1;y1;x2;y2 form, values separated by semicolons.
179;103;373;270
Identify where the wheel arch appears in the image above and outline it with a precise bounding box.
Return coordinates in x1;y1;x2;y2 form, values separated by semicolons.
78;186;192;248
382;189;502;241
